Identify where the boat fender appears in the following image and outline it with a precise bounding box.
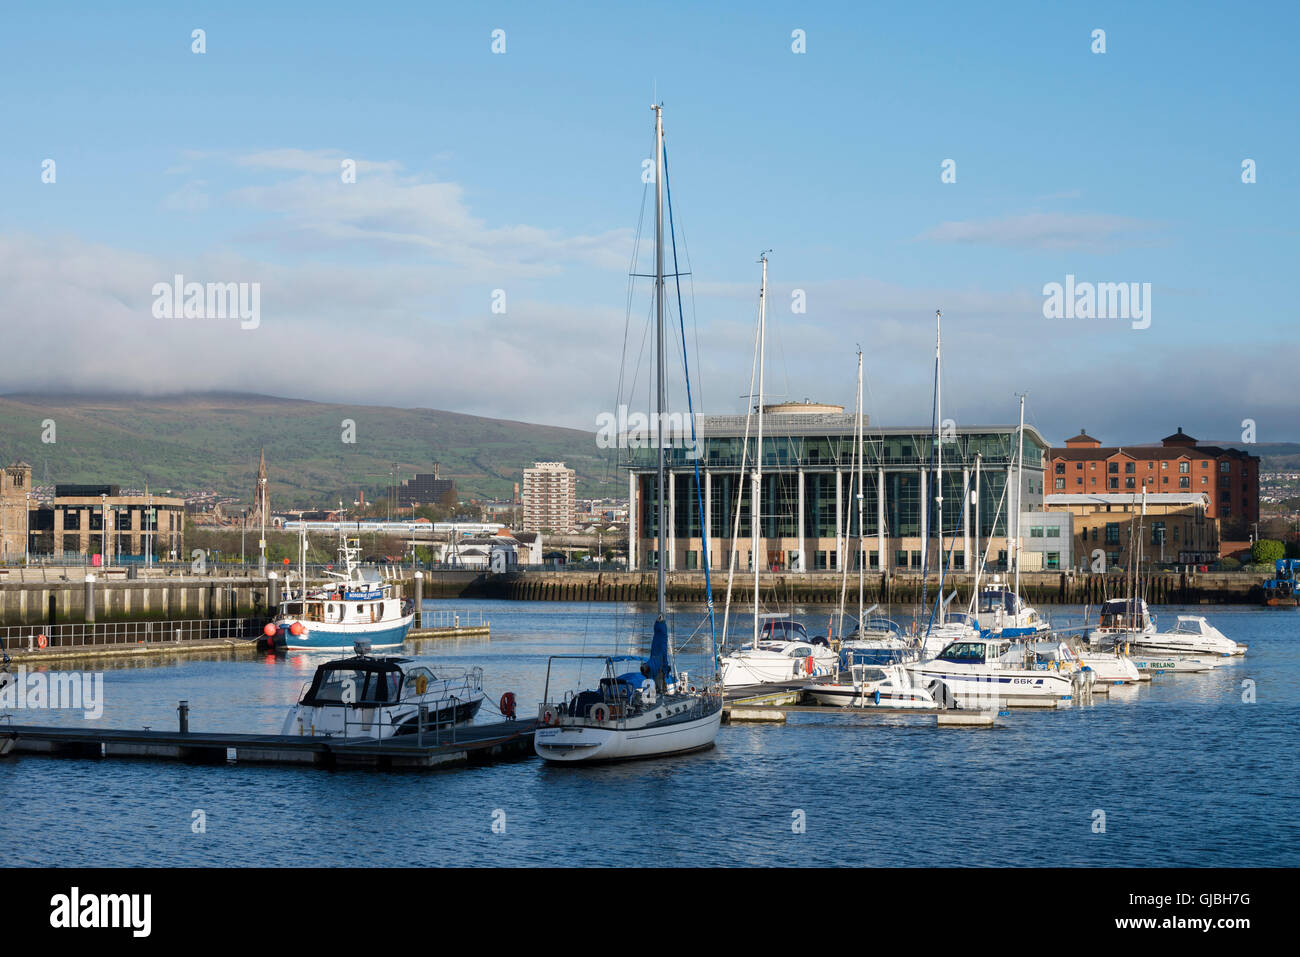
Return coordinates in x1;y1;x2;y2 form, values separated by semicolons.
805;656;815;676
415;674;428;695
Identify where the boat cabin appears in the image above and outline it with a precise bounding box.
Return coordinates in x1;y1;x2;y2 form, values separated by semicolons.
300;654;435;708
936;637;1012;665
759;619;810;642
978;585;1025;616
1098;598;1151;630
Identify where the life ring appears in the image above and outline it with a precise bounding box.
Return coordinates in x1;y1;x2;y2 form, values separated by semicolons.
36;633;48;649
415;674;428;695
499;692;517;719
593;705;607;722
543;709;554;725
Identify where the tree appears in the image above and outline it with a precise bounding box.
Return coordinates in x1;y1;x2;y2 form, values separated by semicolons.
1252;539;1285;565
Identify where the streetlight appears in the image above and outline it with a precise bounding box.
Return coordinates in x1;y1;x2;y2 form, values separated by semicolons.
24;490;31;566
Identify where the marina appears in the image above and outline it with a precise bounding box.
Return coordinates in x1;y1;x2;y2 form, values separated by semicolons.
1;598;1287;869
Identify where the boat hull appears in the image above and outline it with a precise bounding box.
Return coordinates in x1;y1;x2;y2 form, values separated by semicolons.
534;707;722;763
276;615;414;652
907;665;1073;707
806;685;935;709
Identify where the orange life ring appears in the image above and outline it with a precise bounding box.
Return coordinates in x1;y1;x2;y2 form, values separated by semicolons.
37;633;48;649
593;705;607;722
543;709;554;725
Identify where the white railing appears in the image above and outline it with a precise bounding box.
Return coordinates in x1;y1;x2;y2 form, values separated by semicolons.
417;609;487;630
0;617;261;652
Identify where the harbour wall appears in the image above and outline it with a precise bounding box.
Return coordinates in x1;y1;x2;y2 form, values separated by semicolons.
408;569;1268;607
0;569;1270;626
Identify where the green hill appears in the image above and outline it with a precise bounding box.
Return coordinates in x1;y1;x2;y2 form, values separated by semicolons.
0;392;622;506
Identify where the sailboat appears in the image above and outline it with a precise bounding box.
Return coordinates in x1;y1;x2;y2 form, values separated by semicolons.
717;254;837;689
533;103;723;762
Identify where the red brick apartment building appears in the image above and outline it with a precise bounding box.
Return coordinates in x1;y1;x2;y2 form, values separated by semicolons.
1048;428;1259;539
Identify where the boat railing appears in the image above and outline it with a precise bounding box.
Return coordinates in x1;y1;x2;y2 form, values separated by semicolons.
0;617;265;652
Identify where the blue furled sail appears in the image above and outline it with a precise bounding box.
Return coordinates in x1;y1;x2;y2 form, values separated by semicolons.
645;618;671;691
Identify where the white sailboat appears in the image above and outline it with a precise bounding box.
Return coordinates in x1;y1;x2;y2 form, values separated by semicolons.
718;254;837;688
534;103;723;763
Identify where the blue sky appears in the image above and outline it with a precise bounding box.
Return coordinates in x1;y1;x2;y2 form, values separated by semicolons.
1;0;1296;445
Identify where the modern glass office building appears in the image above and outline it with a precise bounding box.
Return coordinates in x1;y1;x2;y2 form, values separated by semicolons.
624;404;1048;573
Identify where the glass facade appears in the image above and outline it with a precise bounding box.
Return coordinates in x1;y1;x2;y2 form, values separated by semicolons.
629;419;1047;571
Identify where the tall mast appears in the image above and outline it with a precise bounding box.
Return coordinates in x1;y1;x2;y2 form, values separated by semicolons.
752;252;768;647
935;310;943;623
653;103;667;619
1014;393;1025;603
856;349;864;627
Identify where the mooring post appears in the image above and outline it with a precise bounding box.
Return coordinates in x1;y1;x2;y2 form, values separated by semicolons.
177;700;189;734
414;571;423;629
84;573;96;624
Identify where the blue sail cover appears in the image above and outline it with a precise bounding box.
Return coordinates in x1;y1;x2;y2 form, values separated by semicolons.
645;618;671;691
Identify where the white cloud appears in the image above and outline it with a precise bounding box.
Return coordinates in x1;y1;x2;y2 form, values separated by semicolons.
918;212;1161;251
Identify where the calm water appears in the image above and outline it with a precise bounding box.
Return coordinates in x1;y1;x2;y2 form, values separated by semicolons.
1;601;1295;867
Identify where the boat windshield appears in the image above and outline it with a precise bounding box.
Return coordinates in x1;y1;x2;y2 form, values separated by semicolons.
938;642;987;663
978;590;1018;614
761;620;809;642
305;664;402;706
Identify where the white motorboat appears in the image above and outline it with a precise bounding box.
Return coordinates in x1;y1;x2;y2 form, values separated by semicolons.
281;642;485;739
721;618;839;688
919;611;982;657
533;103;723;763
1130;654;1216;674
908;635;1077;708
1076;647;1143;684
1135;615;1246;658
807;663;944;709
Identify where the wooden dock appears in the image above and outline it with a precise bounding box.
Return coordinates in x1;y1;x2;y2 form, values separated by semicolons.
0;719;537;770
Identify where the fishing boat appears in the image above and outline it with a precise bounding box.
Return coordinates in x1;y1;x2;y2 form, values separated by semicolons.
533;103;723;763
976;577;1050;638
280;641;484;739
907;635;1077;708
264;536;414;652
807;663;942;709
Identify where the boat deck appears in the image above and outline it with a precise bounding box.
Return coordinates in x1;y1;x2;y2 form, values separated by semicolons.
0;719;537;770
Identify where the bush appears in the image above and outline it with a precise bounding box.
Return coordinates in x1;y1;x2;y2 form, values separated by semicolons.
1252;539;1285;565
1219;557;1241;571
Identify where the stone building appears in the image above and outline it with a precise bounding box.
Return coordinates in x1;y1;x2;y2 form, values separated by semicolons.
0;462;34;561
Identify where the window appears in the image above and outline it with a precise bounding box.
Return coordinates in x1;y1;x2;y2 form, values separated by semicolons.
1046;552;1060;570
1055;463;1065;474
1220;461;1230;473
1105;523;1120;544
1201;476;1208;485
1125;477;1135;488
1108;462;1119;473
868;551;879;569
1201;460;1209;468
1125;462;1135;473
1108;478;1119;489
1161;461;1168;470
1179;461;1189;473
1075;462;1083;470
1046;526;1061;538
1030;526;1044;538
1055;478;1065;489
1179;476;1189;489
895;550;908;568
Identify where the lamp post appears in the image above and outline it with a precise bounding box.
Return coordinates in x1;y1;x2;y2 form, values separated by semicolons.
147;492;154;569
101;493;108;567
25;491;31;566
